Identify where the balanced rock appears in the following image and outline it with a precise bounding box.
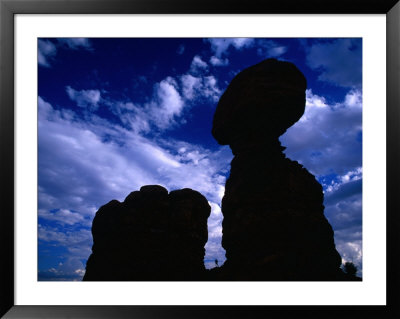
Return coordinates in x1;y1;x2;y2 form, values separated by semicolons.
212;58;307;154
213;58;344;280
83;185;211;281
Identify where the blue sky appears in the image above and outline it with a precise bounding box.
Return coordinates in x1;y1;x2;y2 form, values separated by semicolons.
37;38;362;281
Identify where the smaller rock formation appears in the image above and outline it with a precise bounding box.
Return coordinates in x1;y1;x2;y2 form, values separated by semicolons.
83;185;211;281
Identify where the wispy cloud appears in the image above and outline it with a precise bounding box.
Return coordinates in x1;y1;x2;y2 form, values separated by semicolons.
38;39;57;67
38;223;91;281
38;38;93;68
105;76;187;132
147;77;185;130
281;89;362;176
176;44;185;55
39;209;89;226
180;74;221;103
57;38;92;50
209;56;229;67
206;38;255;58
306;39;362;88
66;86;101;110
335;228;362;276
99;54;222;133
190;55;208;74
256;40;288;58
38;95;232;278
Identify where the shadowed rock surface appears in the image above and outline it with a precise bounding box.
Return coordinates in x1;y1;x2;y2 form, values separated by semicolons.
211;58;345;280
83;185;211;281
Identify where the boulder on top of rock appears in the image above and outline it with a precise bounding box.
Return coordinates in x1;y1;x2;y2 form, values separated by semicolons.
212;58;307;150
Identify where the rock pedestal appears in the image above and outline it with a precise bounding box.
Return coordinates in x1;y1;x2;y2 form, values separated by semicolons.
83;185;211;281
212;58;343;280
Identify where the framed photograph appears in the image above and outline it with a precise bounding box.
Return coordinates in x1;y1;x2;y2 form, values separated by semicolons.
1;0;399;318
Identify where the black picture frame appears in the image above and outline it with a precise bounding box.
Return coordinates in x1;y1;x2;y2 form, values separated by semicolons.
1;0;399;318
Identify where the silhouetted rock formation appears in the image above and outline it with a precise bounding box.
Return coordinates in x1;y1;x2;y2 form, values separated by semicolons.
212;58;344;280
83;59;353;281
83;185;211;281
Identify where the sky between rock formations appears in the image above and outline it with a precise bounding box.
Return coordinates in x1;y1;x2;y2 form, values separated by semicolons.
38;38;362;280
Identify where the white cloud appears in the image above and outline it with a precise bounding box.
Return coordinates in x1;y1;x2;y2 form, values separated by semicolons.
105;65;221;134
39;256;88;281
38;38;92;68
304;89;328;110
323;180;362;277
202;76;221;102
177;44;185;55
58;38;92;50
66;86;101;110
89;71;217;134
268;47;287;56
206;38;255;57
38;39;57;67
231;38;254;49
281;89;362;176
335;231;362;276
256;40;287;58
339;167;362;183
180;74;221;103
121;108;151;133
306;39;362;87
190;55;208;73
39;224;92;246
38;96;233;272
38;96;54;119
323;167;362;194
95;77;185;132
39;103;153;214
181;74;202;100
38;223;93;280
325;191;362;231
344;89;362;108
99;53;221;135
103;99;151;134
153;140;231;205
147;77;184;130
209;56;229;67
106;75;194;133
39;208;89;226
